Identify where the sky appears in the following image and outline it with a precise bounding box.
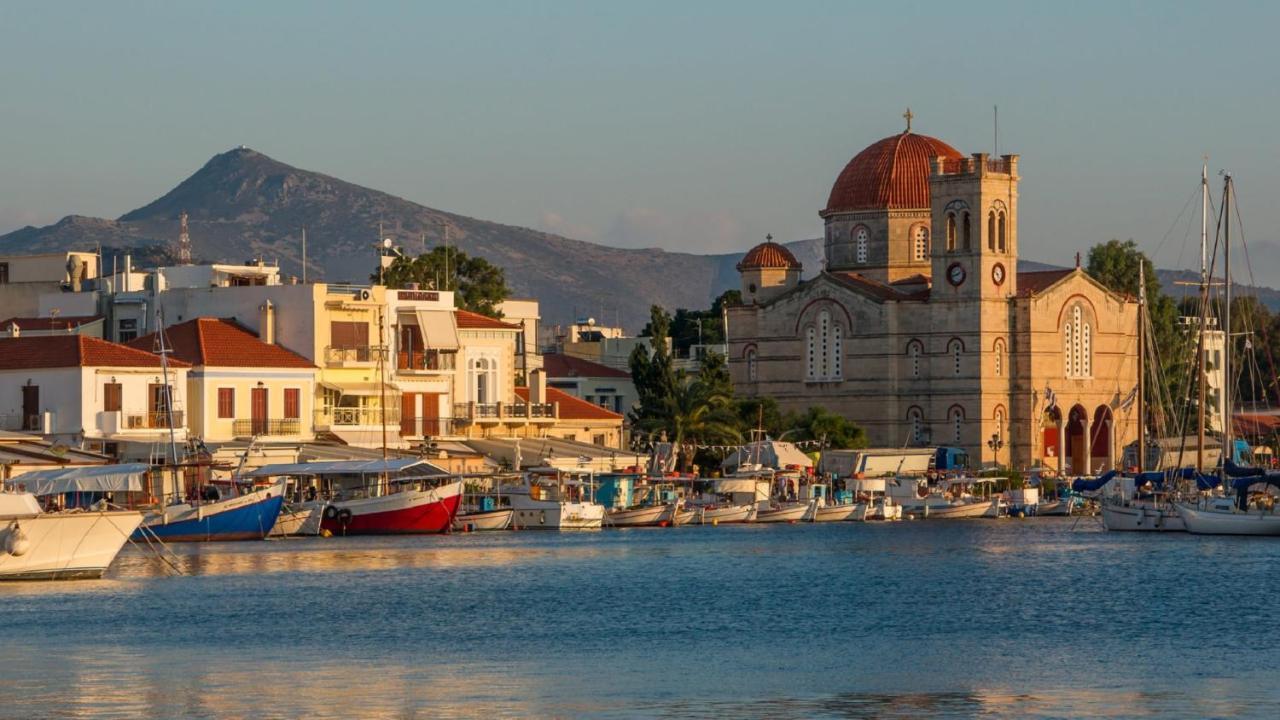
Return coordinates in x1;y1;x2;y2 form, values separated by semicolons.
2;1;1279;283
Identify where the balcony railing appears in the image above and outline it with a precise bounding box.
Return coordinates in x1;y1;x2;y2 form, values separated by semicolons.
315;406;400;427
396;350;456;373
452;402;557;423
232;418;302;437
124;411;185;429
324;345;387;366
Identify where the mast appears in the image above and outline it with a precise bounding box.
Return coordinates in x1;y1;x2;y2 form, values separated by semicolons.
1222;174;1233;474
156;307;181;501
1195;166;1211;472
378;305;388;494
1137;262;1146;473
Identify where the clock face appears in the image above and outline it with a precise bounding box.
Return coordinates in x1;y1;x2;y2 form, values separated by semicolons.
947;263;966;287
992;262;1006;286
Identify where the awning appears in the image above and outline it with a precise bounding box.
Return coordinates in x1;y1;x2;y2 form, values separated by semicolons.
392;380;448;393
246;458;444;477
319;382;399;397
4;463;150;496
417;309;460;351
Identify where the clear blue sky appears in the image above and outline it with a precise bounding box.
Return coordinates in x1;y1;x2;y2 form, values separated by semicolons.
2;1;1278;283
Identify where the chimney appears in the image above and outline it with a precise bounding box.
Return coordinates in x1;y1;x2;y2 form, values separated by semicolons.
123;254;132;292
529;368;546;404
259;300;276;344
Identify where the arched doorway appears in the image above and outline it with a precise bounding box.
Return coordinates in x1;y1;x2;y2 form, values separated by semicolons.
1091;405;1114;472
1065;404;1088;475
1043;407;1063;474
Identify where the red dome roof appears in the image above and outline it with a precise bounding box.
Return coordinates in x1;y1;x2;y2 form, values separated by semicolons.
824;131;963;214
737;240;802;271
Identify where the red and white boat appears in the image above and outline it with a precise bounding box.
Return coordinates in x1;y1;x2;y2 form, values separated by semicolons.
247;458;461;536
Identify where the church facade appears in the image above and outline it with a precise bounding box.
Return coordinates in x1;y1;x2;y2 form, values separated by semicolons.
727;120;1139;473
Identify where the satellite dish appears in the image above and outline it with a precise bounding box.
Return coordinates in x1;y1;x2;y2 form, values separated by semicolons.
382;238;393;249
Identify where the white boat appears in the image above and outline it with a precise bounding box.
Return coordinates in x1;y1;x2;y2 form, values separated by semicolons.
453;507;514;532
1100;496;1184;532
270;501;325;537
1175;497;1280;536
697;504;755;524
1036;497;1076;516
505;471;605;530
753;501;811;523
812;502;861;522
1;491;143;581
904;497;999;519
606;503;673;527
672;506;698;526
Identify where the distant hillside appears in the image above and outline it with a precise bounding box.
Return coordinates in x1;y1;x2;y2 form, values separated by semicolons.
3;148;1278;328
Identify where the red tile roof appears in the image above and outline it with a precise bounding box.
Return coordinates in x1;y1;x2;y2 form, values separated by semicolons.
542;353;631;379
827;271;930;302
737;241;802;271
824;131;963;214
1017;269;1076;297
516;387;624;421
455;309;521;330
126;318;315;369
1;316;102;331
0;336;188;370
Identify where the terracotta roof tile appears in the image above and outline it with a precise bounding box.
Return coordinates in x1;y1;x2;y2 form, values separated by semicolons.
516;387;623;421
126;318;315;369
1017;269;1076;297
0;316;102;331
827;271;930;302
455;309;521;330
542;353;630;379
824;131;963;214
737;241;802;271
0;336;188;370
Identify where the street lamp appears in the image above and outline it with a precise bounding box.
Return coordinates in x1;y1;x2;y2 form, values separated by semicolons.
987;432;1005;467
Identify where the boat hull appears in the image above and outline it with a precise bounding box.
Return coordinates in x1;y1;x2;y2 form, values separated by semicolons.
452;507;514;532
1;510;143;581
698;504;755;524
322;481;463;535
270;502;325;537
1100;501;1184;532
754;503;810;523
672;507;698;526
606;504;673;527
1036;499;1074;516
1175;503;1280;536
137;482;285;542
812;503;860;522
906;498;998;519
509;494;605;530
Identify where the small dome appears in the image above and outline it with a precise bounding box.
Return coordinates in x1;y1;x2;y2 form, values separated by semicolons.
737;240;802;272
823;131;963;214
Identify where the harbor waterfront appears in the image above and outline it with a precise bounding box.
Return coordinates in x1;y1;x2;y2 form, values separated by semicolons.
4;520;1280;719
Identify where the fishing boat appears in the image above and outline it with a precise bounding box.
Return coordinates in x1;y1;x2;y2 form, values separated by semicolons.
696;503;756;524
753;500;813;523
812;501;862;522
270;501;326;537
606;503;675;527
672;504;698;525
453;506;513;532
895;477;1000;519
452;477;514;531
1;466;145;580
138;478;286;542
503;469;605;530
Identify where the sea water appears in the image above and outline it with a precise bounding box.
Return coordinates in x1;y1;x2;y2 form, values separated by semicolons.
2;519;1279;719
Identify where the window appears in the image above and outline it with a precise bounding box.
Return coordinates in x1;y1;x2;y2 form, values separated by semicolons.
831;325;843;378
330;321;369;349
945;213;957;251
907;340;923;379
217;388;235;418
949;338;963;377
994;406;1006;443
819;311;830;379
950;406;965;443
103;383;122;412
746;347;758;382
962;212;972;250
0;262;8;284
1064;304;1093;379
805;310;844;382
585;394;595;404
468;356;497;404
998;212;1007;252
993;339;1005;377
805;327;817;379
913;226;929;261
987;211;996;251
284;388;300;419
855;227;869;264
908;406;924;444
118;318;138;343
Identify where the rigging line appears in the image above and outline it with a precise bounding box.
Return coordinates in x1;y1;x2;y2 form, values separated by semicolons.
1151;182;1201;261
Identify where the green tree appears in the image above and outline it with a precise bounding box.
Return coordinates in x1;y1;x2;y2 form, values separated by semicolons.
642;290;741;355
786;407;868;450
376;246;510;318
629;305;678;426
638;375;741;471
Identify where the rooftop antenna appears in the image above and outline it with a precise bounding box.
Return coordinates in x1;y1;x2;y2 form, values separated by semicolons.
177;210;192;264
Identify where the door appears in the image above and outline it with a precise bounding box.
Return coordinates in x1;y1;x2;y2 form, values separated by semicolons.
21;385;38;431
400;393;418;437
421;393;442;436
251;387;269;436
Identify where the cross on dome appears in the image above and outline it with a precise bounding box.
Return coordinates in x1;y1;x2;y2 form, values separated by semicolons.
903;107;914;133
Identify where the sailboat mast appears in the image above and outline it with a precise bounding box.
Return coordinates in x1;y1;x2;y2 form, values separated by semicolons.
1195;167;1211;472
1222;174;1233;473
378;306;389;494
1137;262;1146;473
156;307;181;502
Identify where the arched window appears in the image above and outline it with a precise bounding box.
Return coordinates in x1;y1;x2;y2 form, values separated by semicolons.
962;212;972;250
950;405;965;443
818;310;831;379
998;212;1007;252
994;405;1006;443
805;308;845;382
745;347;758;382
907;340;923;379
805;326;816;380
993;338;1005;377
913;226;929;261
831;324;843;379
907;406;924;445
1063;303;1093;379
945;213;957;251
468;356;496;404
948;338;963;377
987;211;996;251
854;227;869;264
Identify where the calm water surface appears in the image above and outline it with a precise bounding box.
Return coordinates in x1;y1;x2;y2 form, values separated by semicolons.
3;518;1279;719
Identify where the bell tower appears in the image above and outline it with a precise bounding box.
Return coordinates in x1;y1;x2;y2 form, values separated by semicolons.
928;153;1020;301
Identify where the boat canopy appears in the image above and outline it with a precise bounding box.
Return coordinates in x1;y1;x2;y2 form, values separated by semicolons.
245;458;442;477
4;463;150;496
1071;470;1118;493
1224;461;1264;478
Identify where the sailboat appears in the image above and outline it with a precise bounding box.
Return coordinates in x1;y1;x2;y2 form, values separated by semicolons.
134;311;285;542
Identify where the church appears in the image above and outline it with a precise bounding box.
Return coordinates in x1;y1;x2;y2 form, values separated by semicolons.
726;114;1139;473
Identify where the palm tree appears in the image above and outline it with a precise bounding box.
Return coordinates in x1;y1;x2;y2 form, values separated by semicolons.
641;375;741;472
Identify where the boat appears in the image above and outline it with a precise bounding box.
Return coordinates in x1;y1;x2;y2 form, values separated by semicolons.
503;470;605;530
452;478;515;531
270;501;326;537
453;507;514;532
812;501;862;522
606;503;675;527
696;503;755;524
1;466;145;581
1175;470;1280;536
137;478;287;542
753;500;813;523
1035;497;1077;516
894;477;1000;519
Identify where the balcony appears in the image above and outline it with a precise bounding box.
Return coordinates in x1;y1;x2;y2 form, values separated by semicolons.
452;401;556;424
232;418;302;438
324;345;387;367
124;411;185;429
315;405;400;428
396;349;456;373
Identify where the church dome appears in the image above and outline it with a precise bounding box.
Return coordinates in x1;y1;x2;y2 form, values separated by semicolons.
823;130;963;215
737;239;802;271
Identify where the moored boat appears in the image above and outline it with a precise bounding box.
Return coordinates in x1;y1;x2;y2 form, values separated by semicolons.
137;479;286;542
606;503;674;528
1;489;143;581
504;470;605;530
453;507;514;532
812;502;861;522
753;501;812;523
697;503;755;524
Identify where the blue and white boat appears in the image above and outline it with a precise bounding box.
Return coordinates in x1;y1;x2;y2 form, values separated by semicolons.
134;479;285;542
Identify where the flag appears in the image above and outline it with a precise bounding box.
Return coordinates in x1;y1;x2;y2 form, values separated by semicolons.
1044;386;1057;413
1119;386;1138;411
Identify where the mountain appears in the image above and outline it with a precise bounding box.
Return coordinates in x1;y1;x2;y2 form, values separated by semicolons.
3;148;1278;329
